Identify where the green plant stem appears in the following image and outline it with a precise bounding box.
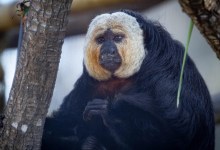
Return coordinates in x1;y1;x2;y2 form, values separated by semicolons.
177;20;194;108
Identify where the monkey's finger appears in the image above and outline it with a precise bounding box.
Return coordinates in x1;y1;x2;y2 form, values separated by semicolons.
85;104;108;111
83;109;91;121
83;110;106;121
88;99;108;105
83;104;107;120
88;110;106;117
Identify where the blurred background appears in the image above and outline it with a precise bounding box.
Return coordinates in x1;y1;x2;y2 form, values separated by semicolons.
0;0;219;149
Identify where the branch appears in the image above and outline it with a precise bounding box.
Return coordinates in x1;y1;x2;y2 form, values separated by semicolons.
179;0;220;59
0;0;73;149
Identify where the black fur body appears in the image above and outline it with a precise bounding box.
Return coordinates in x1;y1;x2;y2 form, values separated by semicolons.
41;10;215;150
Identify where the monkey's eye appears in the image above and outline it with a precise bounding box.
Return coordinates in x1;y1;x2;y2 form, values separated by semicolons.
113;35;124;43
96;36;105;44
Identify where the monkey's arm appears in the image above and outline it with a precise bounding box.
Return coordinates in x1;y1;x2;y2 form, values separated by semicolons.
83;93;186;150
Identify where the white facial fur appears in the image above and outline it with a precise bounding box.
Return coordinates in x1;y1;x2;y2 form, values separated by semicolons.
84;12;146;80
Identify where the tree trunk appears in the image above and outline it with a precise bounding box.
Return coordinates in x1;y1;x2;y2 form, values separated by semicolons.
179;0;220;59
0;0;73;149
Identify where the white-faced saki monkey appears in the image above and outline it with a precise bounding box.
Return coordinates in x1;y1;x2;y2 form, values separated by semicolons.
40;10;215;150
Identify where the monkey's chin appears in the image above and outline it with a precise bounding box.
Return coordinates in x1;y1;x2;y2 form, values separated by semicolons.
99;62;121;73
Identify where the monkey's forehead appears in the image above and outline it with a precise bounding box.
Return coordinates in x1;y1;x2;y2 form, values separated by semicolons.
85;12;143;39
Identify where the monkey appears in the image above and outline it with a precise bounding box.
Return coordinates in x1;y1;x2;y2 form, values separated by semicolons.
14;10;217;150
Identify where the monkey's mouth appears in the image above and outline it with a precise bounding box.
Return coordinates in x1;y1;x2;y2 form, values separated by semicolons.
99;54;121;73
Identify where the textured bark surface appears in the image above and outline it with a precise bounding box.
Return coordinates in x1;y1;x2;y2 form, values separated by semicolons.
179;0;220;59
0;0;73;149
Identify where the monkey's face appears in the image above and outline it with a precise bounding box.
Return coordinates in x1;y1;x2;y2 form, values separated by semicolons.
97;29;123;73
84;12;146;81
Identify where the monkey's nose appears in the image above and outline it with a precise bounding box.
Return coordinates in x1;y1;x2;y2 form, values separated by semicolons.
109;47;117;55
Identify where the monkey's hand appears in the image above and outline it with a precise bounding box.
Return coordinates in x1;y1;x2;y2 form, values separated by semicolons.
83;99;108;122
0;114;5;128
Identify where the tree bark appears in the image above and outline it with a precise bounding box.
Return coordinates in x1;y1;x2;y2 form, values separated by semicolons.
0;0;73;149
179;0;220;59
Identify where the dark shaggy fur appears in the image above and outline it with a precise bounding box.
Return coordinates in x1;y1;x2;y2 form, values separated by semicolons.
41;10;215;150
